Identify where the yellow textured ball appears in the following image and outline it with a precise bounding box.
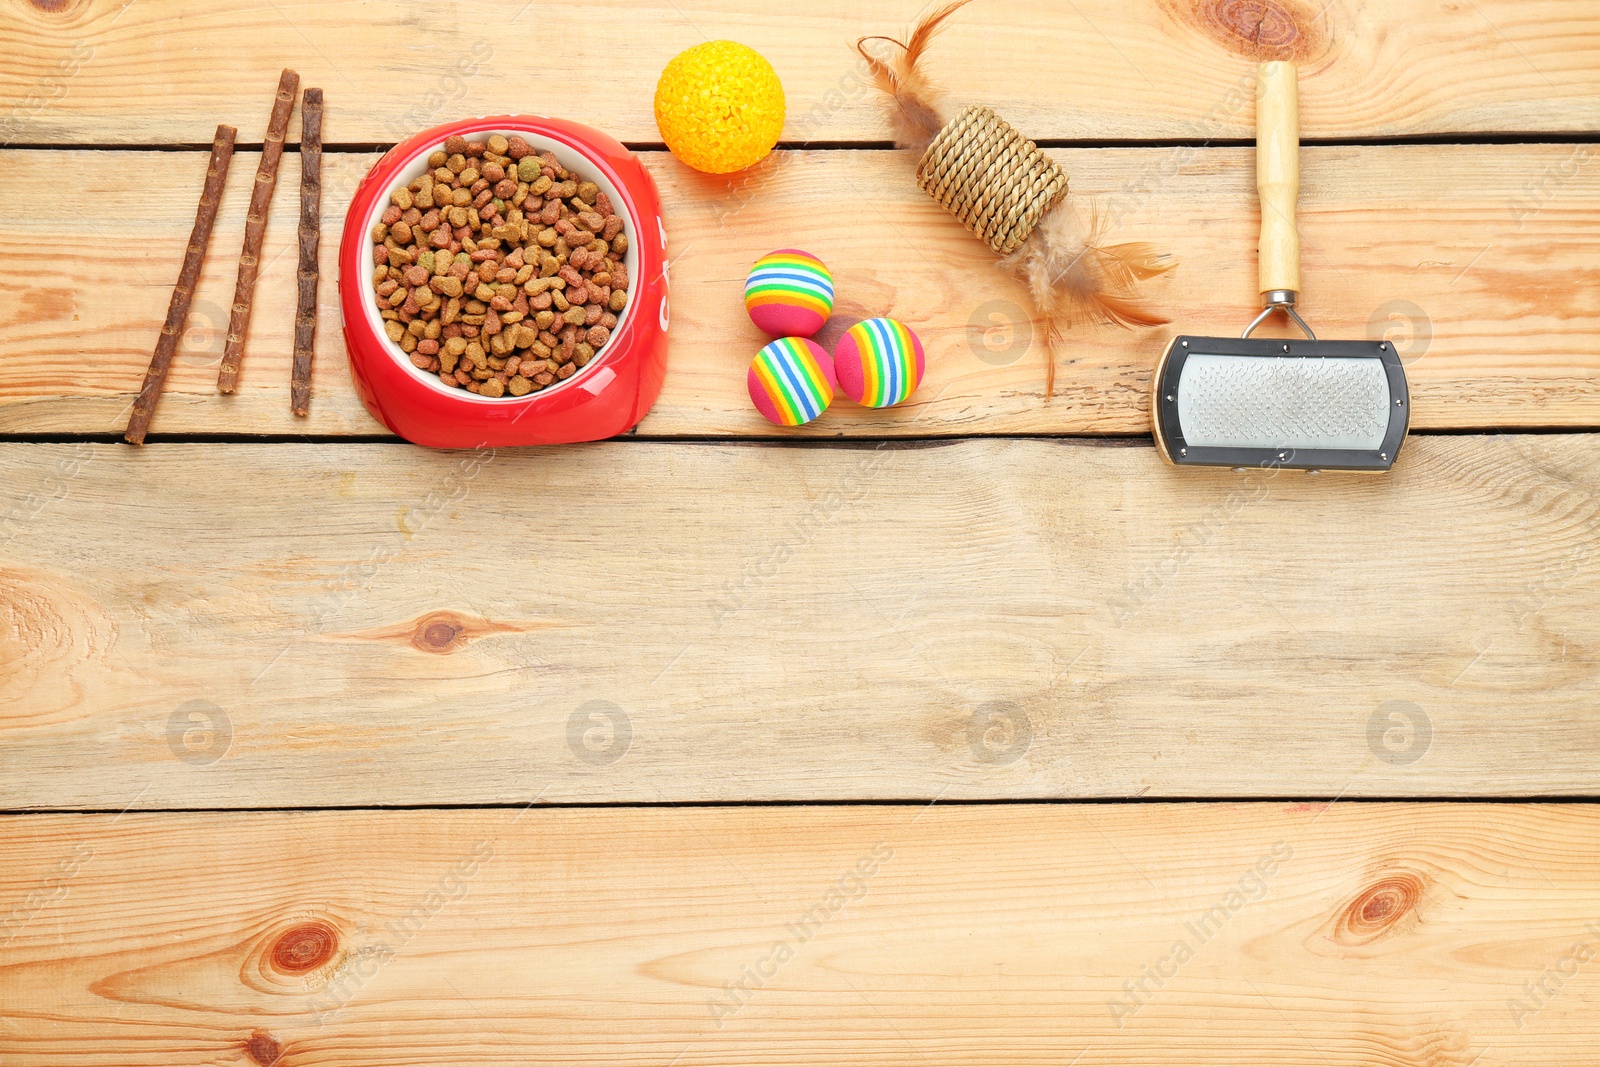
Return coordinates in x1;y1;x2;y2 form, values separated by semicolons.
654;41;785;175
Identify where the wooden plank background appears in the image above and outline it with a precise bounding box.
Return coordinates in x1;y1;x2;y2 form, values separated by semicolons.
3;0;1599;1060
2;434;1595;809
3;0;1600;144
1;143;1597;436
3;804;1599;1065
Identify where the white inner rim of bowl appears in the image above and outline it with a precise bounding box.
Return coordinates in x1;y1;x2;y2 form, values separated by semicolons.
358;127;638;402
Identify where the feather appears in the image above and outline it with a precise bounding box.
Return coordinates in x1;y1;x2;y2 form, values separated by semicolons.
1000;201;1175;393
1001;201;1174;329
854;0;974;155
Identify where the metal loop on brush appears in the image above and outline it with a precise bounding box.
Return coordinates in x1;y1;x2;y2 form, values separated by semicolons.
1242;295;1318;340
915;105;1068;256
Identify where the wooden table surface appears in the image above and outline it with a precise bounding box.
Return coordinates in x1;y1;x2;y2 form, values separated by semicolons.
2;1;1599;1063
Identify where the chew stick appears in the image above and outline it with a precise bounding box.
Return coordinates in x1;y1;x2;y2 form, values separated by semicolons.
218;67;299;394
290;87;323;417
124;124;237;445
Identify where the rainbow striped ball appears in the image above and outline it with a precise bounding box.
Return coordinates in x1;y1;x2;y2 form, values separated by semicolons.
743;249;834;337
748;337;836;427
833;317;925;408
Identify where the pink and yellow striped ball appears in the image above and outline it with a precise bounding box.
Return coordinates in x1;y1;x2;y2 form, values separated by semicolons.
743;249;834;337
832;317;925;408
747;337;836;426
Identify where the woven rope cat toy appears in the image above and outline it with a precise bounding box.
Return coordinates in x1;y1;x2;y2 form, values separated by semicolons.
856;0;1175;396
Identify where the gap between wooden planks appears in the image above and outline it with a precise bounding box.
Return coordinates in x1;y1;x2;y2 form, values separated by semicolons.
2;804;1599;1065
1;435;1596;810
0;143;1597;436
4;0;1600;144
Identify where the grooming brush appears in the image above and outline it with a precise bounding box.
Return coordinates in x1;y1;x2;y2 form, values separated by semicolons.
1152;61;1409;472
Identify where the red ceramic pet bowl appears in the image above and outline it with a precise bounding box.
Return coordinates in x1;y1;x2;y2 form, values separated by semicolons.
339;116;668;447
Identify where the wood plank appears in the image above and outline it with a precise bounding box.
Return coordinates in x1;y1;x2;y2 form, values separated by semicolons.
4;0;1600;145
2;804;1598;1065
1;435;1597;809
2;142;1598;437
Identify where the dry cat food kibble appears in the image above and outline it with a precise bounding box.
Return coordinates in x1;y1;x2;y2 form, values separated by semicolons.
369;133;631;397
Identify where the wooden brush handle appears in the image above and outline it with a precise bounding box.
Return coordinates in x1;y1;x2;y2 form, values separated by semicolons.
1256;60;1300;298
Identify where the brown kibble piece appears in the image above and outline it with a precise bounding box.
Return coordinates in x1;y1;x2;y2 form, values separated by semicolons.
369;132;625;397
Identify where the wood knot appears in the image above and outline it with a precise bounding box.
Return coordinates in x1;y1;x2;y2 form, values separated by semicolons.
342;611;553;654
270;921;338;974
1175;0;1325;61
413;611;468;653
29;0;77;11
246;1031;284;1066
1334;871;1426;945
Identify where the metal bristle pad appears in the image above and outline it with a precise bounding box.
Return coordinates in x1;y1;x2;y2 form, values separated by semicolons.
1177;354;1390;451
1153;336;1409;471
